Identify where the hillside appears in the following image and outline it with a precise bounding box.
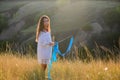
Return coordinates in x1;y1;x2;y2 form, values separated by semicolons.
0;1;120;52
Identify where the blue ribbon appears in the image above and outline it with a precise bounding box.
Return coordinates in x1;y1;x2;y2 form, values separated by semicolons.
48;36;74;79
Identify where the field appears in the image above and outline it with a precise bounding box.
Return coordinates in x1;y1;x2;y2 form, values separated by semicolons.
0;1;120;80
0;52;120;80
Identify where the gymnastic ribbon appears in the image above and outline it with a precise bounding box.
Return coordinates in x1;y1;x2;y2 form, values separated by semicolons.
48;36;74;79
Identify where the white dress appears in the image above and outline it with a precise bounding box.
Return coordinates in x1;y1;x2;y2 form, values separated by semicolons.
37;31;52;64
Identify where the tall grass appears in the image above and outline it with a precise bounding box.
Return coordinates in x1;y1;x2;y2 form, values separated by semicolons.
0;38;120;80
73;38;120;63
0;53;120;80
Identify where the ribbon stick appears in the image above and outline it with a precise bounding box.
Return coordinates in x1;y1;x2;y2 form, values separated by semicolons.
57;36;74;56
48;36;74;79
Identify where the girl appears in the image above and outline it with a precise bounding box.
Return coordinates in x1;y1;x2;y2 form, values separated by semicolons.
35;15;54;78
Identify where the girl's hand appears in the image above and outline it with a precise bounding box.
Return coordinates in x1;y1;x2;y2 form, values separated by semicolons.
49;42;54;46
35;38;38;43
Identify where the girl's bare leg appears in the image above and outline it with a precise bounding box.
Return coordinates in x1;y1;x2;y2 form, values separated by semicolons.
40;64;47;79
41;64;47;71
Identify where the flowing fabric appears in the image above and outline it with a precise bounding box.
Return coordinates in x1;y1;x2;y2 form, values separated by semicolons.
48;36;74;79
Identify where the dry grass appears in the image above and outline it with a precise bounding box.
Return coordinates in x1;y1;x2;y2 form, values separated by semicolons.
51;59;120;80
0;52;39;80
0;52;120;80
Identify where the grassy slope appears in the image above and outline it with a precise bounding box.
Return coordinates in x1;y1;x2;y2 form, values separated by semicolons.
0;1;28;12
0;1;120;44
10;1;56;24
20;1;120;34
1;1;119;33
51;1;120;32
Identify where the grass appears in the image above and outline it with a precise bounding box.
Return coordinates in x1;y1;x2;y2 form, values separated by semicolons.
0;1;28;12
12;1;56;23
81;23;93;32
21;25;36;35
0;51;120;80
0;1;120;79
0;37;120;80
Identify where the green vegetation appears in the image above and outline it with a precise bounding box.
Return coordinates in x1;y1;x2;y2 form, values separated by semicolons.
0;15;8;33
21;25;36;35
0;4;120;80
103;6;120;28
81;24;93;32
0;1;28;12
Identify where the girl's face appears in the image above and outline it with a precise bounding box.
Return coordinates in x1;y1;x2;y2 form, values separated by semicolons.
43;18;49;30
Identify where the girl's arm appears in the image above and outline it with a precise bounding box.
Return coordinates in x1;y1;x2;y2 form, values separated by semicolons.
35;31;39;43
40;41;54;47
40;34;54;47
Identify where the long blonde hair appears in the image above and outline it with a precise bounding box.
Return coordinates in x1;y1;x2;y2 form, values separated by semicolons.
36;15;51;38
